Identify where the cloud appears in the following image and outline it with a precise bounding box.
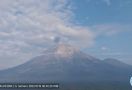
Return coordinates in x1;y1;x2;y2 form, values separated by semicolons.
92;24;132;36
102;0;111;6
0;0;95;69
101;46;109;51
0;0;132;69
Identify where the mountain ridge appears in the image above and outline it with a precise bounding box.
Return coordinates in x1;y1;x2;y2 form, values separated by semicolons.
0;44;132;90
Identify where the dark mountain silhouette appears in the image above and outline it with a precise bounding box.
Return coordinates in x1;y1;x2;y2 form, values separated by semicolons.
0;44;132;90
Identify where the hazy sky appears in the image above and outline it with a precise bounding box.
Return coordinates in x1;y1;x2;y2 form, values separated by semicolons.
0;0;132;69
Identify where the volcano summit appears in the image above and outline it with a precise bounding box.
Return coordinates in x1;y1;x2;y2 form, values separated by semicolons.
0;44;132;90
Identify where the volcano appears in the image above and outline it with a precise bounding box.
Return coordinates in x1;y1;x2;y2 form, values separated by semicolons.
0;44;132;89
